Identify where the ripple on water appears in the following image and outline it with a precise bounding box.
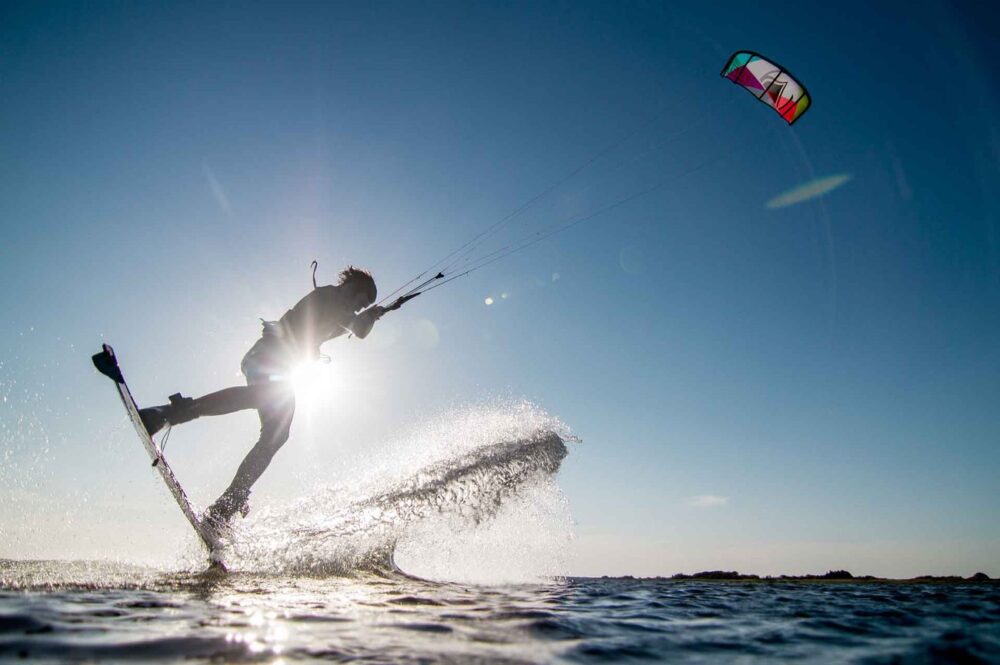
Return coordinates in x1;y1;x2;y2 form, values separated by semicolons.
1;635;256;662
1;567;998;663
0;614;51;634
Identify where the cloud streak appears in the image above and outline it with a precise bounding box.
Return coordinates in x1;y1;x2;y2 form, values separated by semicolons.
766;173;852;209
202;163;232;216
687;494;729;508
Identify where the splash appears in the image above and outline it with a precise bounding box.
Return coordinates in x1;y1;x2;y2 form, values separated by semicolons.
226;401;575;581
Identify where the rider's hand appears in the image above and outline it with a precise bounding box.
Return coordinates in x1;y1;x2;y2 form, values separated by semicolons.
349;306;383;339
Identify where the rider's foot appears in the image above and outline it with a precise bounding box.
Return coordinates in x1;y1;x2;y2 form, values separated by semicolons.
138;406;170;437
201;509;233;545
203;489;250;533
137;393;197;437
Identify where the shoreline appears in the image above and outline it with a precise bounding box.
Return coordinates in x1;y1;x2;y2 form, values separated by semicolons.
599;570;996;584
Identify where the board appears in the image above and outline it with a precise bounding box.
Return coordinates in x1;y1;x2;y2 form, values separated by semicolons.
92;344;225;569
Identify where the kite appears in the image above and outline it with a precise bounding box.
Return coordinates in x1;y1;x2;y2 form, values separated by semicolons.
721;51;811;124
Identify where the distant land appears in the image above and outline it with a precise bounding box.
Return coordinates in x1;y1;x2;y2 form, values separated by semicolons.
604;571;995;583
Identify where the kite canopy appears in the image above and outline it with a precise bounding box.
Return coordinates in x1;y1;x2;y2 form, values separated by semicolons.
721;51;811;124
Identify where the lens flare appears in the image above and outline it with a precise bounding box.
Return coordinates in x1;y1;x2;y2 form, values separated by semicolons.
288;362;338;406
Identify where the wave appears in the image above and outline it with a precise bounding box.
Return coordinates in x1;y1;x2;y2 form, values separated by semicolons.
226;403;574;578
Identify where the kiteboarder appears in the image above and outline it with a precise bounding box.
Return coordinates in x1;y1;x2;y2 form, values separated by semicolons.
137;265;392;532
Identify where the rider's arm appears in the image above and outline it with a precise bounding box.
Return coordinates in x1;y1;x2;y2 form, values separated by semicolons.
346;306;385;339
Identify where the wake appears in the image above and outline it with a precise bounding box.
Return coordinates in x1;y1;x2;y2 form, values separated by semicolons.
225;403;574;578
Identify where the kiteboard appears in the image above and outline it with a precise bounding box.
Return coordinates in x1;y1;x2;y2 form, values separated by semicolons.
91;344;226;569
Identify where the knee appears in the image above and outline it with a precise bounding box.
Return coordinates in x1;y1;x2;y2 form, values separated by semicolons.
272;428;291;449
260;424;290;454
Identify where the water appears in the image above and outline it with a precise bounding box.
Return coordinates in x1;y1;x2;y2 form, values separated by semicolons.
2;404;998;661
2;564;998;663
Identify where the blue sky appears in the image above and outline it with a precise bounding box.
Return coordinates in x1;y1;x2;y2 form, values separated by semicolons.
1;0;997;576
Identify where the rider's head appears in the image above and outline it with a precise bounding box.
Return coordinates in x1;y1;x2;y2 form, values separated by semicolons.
339;266;377;312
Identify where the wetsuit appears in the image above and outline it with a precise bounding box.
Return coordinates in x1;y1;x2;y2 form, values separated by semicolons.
206;285;380;523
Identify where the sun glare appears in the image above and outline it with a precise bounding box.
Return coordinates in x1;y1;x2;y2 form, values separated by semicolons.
288;361;339;406
284;355;377;428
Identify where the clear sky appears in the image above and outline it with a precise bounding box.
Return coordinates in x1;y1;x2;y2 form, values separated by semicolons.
1;0;997;577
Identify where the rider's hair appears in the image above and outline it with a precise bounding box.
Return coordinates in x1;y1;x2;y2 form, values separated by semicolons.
338;266;377;304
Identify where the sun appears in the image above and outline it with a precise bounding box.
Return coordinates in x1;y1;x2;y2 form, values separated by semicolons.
288;361;340;406
284;355;374;424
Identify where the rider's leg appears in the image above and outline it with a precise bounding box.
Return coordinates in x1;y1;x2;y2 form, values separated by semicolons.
138;383;286;436
192;382;287;416
205;389;295;523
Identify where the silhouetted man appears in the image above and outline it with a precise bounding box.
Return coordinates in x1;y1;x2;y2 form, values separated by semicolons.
139;266;389;532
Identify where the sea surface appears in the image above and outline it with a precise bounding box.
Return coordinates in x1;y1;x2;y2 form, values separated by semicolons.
4;410;999;661
2;561;999;663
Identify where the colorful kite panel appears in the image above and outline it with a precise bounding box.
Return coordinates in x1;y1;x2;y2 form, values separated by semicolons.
721;51;811;124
